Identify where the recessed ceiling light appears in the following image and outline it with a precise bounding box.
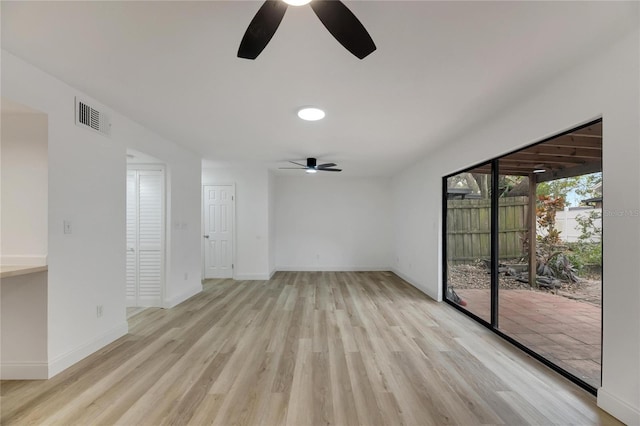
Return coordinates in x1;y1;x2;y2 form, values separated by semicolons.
283;0;312;6
297;107;325;121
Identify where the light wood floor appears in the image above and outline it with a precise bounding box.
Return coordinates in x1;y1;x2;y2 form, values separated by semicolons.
1;271;620;425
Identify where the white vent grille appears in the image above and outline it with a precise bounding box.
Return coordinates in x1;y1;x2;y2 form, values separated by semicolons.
75;97;111;136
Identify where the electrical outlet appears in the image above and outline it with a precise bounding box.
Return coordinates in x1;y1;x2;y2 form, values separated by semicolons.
96;305;103;318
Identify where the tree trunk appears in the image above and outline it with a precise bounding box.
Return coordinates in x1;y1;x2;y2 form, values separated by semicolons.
504;176;530;197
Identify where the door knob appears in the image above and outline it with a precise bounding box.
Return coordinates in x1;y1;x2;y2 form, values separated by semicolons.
203;235;209;239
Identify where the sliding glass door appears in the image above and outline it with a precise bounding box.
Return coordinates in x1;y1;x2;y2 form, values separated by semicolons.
443;120;603;393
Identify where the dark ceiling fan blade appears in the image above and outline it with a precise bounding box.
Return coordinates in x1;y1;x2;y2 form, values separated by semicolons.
310;0;376;59
279;167;307;169
238;0;288;59
317;162;337;168
319;168;342;172
289;161;308;167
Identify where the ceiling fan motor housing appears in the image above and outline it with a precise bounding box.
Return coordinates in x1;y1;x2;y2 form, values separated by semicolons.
307;158;317;168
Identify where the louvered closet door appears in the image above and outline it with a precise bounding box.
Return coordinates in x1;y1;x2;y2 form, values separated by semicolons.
137;170;163;306
126;171;138;305
126;169;164;307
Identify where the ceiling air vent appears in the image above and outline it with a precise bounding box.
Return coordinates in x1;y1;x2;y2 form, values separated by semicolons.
75;97;111;137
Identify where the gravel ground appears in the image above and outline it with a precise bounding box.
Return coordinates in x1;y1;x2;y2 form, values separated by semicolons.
448;263;602;306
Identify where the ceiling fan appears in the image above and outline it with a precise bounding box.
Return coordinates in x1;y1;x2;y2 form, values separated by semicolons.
279;157;342;173
238;0;376;60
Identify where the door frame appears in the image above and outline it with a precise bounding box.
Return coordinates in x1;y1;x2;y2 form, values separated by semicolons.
441;118;603;395
127;163;166;307
201;183;236;280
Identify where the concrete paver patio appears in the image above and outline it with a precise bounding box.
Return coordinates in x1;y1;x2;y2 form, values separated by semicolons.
454;288;601;388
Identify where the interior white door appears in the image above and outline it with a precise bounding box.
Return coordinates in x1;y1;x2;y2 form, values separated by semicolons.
126;168;164;307
204;185;234;279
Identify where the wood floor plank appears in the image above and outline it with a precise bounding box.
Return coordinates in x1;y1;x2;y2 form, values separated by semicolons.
327;337;360;426
344;352;383;426
0;272;620;426
285;338;313;426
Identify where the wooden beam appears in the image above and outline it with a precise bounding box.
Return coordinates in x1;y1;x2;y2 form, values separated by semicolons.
514;146;602;160
544;134;602;149
535;161;602;183
500;157;588;167
474;166;529;176
567;122;602;137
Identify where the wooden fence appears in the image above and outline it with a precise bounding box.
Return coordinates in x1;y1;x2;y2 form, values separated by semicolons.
446;196;529;265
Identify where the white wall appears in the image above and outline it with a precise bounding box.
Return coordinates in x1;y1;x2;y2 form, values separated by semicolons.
392;28;639;424
268;171;276;276
0;272;48;379
1;112;48;265
202;166;270;279
2;50;202;377
275;176;392;271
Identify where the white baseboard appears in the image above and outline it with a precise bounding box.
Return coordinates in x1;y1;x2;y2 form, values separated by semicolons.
234;273;271;280
390;268;439;301
48;321;128;378
0;362;48;380
164;283;203;309
276;266;391;272
1;255;47;266
598;387;640;425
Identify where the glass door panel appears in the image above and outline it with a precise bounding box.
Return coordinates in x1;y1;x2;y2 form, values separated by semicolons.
445;163;492;323
496;167;535;337
495;133;603;389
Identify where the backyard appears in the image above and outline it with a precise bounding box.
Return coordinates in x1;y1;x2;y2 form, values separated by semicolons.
449;262;602;305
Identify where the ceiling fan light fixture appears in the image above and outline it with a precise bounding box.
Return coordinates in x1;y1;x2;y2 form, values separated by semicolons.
283;0;312;5
238;0;376;60
297;107;325;121
305;168;318;174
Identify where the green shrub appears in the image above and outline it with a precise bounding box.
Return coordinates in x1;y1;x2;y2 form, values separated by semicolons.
566;242;602;274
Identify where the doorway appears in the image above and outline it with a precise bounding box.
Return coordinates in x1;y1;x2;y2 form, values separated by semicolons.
126;162;165;308
203;184;235;279
443;119;603;392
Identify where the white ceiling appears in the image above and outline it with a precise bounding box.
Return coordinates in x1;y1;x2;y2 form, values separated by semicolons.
2;1;637;176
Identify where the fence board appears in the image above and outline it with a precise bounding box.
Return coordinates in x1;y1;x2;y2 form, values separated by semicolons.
447;196;528;264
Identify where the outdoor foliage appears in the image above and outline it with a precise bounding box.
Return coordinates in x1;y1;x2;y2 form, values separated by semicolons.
537;172;601;206
566;242;602;275
535;195;579;283
566;209;602;275
449;172;602;206
536;195;565;245
575;210;602;242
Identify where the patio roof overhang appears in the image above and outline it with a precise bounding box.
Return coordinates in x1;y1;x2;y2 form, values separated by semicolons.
474;122;602;182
